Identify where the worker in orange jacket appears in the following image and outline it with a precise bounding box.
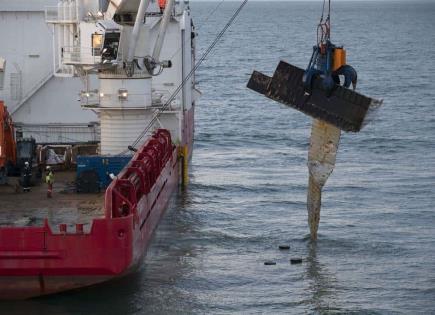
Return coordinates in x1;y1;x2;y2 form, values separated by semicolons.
158;0;166;13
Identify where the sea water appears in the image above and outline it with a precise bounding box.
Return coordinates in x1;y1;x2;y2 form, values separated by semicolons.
1;1;434;314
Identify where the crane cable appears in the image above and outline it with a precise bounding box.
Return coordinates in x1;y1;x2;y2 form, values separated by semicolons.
135;0;226;61
168;0;226;62
119;0;249;155
149;0;228;76
317;0;331;45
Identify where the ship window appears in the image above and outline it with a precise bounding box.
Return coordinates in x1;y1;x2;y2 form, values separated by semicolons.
17;142;32;159
92;33;103;56
102;32;120;62
16;130;23;139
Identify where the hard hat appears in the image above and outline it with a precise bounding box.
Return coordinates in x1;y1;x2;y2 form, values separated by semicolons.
46;166;51;170
24;161;29;166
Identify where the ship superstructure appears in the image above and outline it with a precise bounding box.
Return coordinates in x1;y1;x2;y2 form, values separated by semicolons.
0;0;98;144
0;0;198;299
46;0;198;153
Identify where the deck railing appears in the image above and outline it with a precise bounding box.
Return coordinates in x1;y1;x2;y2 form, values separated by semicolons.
105;129;173;219
62;46;102;65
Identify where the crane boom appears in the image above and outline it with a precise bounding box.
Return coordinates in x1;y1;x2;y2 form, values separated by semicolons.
126;0;151;63
152;0;175;62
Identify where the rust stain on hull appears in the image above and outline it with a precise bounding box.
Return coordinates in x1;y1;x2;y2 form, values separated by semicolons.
307;119;341;240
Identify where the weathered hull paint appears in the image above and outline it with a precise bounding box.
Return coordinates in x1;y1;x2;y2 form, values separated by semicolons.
307;119;340;240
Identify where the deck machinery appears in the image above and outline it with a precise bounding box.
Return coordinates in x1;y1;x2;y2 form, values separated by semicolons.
44;0;199;188
46;0;198;156
0;102;16;184
248;0;382;240
0;61;38;186
0;58;15;184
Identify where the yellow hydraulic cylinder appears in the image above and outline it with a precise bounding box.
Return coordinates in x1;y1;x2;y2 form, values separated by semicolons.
332;47;346;71
179;145;189;186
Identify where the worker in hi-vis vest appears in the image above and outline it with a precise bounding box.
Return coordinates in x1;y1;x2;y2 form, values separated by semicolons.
45;166;54;198
22;161;32;192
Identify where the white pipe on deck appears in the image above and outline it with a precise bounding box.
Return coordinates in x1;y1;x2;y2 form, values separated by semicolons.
152;0;175;62
127;0;151;63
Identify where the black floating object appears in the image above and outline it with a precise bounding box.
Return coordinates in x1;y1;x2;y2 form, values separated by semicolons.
264;261;277;266
278;245;290;250
128;145;138;152
247;61;377;132
290;258;303;264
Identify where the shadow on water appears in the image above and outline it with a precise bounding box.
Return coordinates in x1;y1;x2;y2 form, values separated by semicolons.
0;270;145;315
304;240;341;315
302;239;392;315
132;187;205;314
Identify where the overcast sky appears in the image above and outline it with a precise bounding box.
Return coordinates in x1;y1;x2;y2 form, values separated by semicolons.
190;0;433;1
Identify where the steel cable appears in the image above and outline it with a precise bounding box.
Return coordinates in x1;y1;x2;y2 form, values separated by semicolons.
168;0;226;62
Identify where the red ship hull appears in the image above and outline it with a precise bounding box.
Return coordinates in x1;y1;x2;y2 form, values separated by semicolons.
0;107;194;299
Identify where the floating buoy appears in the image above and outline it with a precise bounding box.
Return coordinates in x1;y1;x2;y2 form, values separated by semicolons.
264;261;276;266
290;258;303;264
278;245;290;250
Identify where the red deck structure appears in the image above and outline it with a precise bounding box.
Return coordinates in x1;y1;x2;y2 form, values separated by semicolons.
0;127;186;299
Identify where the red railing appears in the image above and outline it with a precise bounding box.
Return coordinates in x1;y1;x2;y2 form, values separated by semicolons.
105;129;173;219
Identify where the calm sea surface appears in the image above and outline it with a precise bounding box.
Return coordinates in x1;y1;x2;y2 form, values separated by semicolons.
1;1;435;314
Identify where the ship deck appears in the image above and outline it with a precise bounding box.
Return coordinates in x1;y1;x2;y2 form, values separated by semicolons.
0;171;105;232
